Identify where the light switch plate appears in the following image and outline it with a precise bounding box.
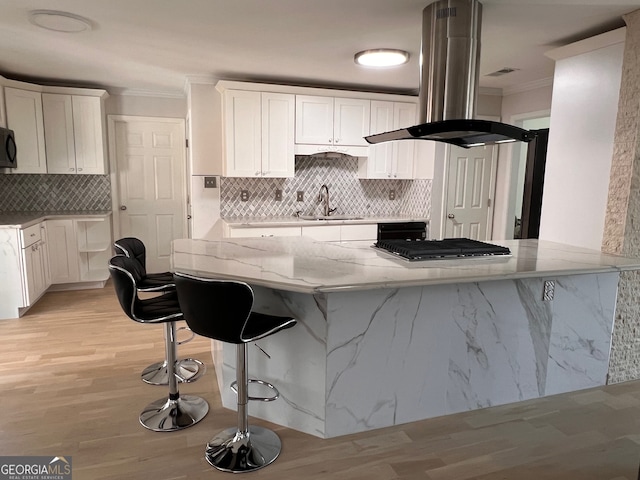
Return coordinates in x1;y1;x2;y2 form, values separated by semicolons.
297;191;304;202
275;189;282;201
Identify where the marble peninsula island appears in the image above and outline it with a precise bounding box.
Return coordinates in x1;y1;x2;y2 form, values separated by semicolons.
171;237;640;439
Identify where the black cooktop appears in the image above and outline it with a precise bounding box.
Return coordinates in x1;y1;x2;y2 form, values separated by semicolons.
374;238;511;261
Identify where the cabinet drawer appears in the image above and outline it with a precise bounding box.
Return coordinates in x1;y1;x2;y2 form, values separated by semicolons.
228;226;301;238
341;224;377;241
301;225;341;241
20;223;42;247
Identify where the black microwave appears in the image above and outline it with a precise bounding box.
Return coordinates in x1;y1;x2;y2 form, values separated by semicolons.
0;127;17;168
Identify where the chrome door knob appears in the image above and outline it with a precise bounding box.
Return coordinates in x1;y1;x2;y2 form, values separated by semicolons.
120;205;127;211
447;214;455;219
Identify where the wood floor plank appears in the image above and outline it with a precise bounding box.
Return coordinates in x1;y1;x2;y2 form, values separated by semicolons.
1;283;640;479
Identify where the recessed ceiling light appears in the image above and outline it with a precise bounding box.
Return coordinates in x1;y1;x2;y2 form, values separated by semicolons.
354;49;410;67
28;10;93;33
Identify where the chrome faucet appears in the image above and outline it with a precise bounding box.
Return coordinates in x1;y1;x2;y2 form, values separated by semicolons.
318;184;336;216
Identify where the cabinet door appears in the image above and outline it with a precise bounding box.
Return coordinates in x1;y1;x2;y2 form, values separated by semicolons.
42;93;77;174
46;219;80;284
366;101;394;179
22;242;46;306
295;95;334;145
392;102;417;179
72;96;106;174
261;92;294;178
333;98;370;146
4;88;47;174
40;223;52;289
224;90;262;177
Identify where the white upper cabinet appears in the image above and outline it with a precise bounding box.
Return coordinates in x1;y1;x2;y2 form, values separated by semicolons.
295;95;370;156
359;101;417;179
223;89;294;178
4;87;47;174
43;93;106;174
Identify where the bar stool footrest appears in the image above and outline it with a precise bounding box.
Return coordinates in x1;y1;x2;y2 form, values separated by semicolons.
230;378;279;402
141;358;206;385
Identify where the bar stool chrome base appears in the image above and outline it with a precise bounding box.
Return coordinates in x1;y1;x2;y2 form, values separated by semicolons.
205;425;281;473
139;395;209;432
141;358;205;385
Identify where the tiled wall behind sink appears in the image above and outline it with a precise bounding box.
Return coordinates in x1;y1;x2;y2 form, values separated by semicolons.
220;155;432;219
0;174;112;212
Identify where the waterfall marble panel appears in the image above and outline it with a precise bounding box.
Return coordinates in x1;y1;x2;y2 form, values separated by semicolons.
544;273;618;395
210;273;620;439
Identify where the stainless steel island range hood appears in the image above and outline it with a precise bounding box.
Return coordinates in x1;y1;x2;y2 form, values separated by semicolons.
365;0;536;148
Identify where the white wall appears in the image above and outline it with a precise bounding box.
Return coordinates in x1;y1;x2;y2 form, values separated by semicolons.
104;94;186;118
539;31;625;250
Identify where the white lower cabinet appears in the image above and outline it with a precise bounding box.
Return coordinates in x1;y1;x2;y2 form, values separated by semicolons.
46;216;112;285
340;224;377;241
0;222;51;319
226;226;301;238
301;225;341;242
225;222;378;242
21;222;51;307
47;219;80;284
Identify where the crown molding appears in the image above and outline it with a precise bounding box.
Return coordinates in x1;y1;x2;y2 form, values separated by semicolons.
478;87;502;96
108;87;185;98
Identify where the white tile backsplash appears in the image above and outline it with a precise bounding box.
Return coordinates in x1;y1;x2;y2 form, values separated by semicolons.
220;155;431;218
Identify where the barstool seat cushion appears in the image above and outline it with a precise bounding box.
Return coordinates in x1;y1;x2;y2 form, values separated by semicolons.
135;292;182;322
114;237;174;292
109;255;182;324
173;273;296;344
241;311;297;343
139;272;175;291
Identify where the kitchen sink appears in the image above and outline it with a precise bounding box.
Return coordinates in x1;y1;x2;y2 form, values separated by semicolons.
299;215;364;221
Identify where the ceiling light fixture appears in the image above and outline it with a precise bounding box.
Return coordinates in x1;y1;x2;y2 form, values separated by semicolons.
28;10;93;33
354;49;410;67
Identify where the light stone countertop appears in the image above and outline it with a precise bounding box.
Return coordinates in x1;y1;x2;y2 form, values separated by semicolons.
0;211;112;229
222;214;428;228
172;237;640;294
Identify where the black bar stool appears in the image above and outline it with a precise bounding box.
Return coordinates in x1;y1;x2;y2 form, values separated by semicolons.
114;237;205;386
174;272;296;473
108;256;209;431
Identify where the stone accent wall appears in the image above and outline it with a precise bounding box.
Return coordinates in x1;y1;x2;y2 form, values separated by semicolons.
602;10;640;383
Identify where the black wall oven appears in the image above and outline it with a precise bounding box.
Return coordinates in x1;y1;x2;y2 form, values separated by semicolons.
0;127;17;168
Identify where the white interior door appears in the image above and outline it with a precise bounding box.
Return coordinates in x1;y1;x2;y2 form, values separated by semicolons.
110;116;187;273
444;145;496;240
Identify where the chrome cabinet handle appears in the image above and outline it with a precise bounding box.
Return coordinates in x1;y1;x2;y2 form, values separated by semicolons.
447;214;455;219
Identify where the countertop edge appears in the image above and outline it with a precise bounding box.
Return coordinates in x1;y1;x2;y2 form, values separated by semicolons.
0;211;112;229
223;215;429;227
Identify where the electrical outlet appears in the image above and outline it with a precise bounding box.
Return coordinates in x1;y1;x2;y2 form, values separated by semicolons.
240;190;249;202
297;191;304;202
275;189;282;201
543;280;555;301
389;189;396;200
204;176;217;188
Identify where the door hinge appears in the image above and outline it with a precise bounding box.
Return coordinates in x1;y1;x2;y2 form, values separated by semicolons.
487;198;492;208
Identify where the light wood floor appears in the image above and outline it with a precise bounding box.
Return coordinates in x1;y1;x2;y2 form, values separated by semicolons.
1;284;640;479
